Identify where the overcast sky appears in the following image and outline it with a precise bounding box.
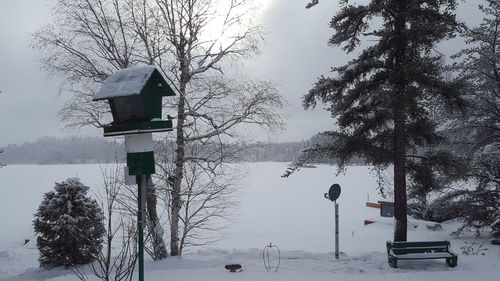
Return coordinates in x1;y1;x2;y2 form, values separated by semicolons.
0;0;484;146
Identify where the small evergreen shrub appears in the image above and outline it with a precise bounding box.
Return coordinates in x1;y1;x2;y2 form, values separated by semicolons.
33;177;105;267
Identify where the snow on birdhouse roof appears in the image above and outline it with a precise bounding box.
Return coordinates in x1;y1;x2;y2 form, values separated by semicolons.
94;65;160;100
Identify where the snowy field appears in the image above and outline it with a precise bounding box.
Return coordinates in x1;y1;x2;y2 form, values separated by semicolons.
0;162;498;281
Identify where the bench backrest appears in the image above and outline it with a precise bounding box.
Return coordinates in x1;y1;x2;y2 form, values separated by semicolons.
387;241;450;255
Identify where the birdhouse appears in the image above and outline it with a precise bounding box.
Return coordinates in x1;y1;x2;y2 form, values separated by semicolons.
93;65;175;137
92;66;175;281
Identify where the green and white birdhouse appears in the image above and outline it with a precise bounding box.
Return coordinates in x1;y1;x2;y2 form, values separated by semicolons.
93;65;175;281
94;65;176;175
93;65;175;137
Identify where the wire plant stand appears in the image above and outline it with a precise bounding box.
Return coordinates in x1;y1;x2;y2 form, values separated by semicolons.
263;243;281;272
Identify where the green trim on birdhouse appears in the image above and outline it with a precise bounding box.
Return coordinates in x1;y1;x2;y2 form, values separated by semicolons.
140;89;163;120
127;151;155;175
139;70;174;119
148;69;176;97
103;120;173;137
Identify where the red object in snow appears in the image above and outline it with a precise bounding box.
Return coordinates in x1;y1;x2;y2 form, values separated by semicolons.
364;220;375;226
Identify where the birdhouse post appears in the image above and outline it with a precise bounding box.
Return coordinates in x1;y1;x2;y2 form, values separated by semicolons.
93;65;175;281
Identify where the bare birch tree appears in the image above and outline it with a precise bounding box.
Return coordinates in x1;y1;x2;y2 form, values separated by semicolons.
154;79;279;253
34;0;284;257
33;0;169;259
151;0;283;256
155;154;243;254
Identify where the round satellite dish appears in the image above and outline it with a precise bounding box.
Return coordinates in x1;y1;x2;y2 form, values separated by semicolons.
328;184;341;201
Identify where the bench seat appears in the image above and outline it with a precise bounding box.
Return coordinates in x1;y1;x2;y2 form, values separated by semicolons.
386;241;458;268
391;252;455;259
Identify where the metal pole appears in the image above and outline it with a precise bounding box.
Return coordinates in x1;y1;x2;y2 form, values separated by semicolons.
137;175;145;281
335;201;339;259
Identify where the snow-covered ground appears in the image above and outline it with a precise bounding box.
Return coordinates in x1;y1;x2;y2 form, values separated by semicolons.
0;163;498;281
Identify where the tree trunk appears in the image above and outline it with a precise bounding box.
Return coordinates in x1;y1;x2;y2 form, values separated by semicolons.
145;175;168;260
170;99;185;256
170;58;189;256
393;110;407;242
393;0;408;242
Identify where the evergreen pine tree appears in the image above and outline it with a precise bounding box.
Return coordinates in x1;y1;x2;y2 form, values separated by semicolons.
301;0;463;241
452;0;500;184
491;210;500;245
431;0;500;234
33;177;105;267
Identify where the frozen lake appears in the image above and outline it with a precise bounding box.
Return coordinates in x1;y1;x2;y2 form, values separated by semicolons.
0;162;385;253
1;163;497;281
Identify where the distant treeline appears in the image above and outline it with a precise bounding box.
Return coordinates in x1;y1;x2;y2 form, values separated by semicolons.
1;136;125;164
0;135;365;165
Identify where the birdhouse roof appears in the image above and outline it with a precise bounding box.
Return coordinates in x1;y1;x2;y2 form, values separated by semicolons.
94;65;172;100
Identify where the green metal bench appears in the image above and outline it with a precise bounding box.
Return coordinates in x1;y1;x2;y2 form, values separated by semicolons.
386;240;458;268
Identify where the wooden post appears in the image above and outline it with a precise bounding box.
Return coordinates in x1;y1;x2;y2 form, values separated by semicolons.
335;201;339;259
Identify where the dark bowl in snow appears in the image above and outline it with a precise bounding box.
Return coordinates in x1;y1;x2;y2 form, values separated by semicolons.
225;264;242;272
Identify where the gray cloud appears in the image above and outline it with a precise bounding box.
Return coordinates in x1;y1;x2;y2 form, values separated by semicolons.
243;0;484;142
242;0;347;141
0;0;97;146
0;0;486;146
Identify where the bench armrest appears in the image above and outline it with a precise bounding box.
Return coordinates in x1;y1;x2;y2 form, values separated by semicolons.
388;249;397;257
